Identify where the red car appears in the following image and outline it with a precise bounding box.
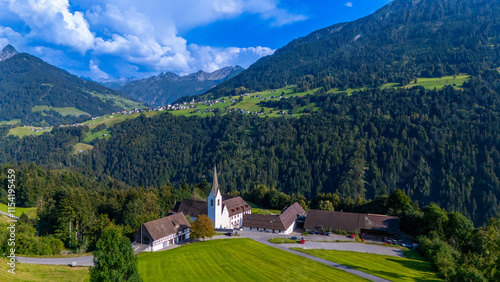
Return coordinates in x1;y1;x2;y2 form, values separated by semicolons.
300;239;305;244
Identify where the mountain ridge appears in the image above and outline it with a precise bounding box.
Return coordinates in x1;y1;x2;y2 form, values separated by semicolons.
117;65;244;107
0;50;143;125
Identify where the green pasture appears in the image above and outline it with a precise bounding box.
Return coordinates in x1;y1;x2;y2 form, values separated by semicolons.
291;249;441;282
138;238;368;281
32;106;89;117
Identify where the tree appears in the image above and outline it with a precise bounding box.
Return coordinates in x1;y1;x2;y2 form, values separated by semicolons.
190;214;216;241
318;200;335;211
90;226;141;282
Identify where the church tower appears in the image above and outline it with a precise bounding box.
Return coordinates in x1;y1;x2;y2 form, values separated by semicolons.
207;164;223;228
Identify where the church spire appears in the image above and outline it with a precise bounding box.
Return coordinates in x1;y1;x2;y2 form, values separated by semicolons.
212;164;219;196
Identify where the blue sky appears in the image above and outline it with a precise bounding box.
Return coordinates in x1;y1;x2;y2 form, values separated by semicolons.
0;0;391;80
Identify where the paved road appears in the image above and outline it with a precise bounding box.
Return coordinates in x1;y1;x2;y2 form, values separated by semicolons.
16;255;94;266
0;210;19;219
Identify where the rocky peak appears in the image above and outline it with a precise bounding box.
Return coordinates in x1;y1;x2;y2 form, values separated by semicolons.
0;45;18;62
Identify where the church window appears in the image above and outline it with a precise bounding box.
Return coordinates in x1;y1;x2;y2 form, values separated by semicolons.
211;200;213;206
218;199;220;206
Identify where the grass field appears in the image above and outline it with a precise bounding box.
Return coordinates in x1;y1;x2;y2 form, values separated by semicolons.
403;75;469;90
268;238;300;244
83;111;161;142
0;203;37;218
88;91;144;110
32;106;90;117
0;119;21;125
138;238;368;281
0;258;89;281
73;143;94;154
246;201;282;215
8;126;52;138
291;249;441;282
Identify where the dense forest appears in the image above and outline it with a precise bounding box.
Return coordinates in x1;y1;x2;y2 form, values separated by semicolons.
1;72;499;227
204;0;500;99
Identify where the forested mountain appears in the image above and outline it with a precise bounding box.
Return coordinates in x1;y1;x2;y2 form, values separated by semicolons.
207;0;500;98
117;66;244;107
0;46;142;124
2;72;499;226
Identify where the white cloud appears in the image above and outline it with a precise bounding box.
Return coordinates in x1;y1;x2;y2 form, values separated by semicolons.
5;0;94;53
0;0;298;78
189;44;275;72
345;2;353;8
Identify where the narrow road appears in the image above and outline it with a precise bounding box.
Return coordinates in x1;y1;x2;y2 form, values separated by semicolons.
16;255;94;266
0;210;19;219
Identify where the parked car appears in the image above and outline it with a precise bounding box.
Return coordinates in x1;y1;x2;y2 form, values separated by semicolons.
290;236;298;240
300;239;305;244
327;232;331;236
350;234;355;239
225;232;233;236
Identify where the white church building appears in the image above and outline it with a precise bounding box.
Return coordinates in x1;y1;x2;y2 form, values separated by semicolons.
173;165;252;229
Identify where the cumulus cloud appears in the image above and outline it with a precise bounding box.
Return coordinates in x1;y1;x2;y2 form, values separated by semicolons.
345;2;353;7
0;0;298;79
5;0;94;53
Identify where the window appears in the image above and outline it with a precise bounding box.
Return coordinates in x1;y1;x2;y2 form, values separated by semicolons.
218;199;220;206
211;199;213;206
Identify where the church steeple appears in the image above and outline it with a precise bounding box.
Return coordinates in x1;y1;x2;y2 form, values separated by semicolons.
212;164;219;196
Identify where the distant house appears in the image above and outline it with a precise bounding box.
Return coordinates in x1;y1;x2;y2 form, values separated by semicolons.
135;212;191;252
303;210;400;235
242;202;305;234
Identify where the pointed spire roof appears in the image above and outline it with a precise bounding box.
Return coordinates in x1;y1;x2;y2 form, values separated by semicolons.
212;164;219;196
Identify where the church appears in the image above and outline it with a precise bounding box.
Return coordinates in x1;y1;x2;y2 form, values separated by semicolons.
173;165;252;229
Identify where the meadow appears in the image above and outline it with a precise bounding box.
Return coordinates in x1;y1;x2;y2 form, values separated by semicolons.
0;258;89;281
0;202;37;218
291;248;441;282
32;106;89;117
137;238;368;281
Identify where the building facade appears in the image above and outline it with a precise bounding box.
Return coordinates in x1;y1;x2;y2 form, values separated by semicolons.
135;212;191;252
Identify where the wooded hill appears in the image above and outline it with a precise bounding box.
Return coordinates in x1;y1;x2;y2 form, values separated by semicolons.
204;0;500;99
1;71;499;226
0;47;143;125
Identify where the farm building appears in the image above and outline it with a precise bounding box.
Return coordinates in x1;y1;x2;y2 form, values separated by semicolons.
242;202;306;234
135;212;191;252
303;209;400;235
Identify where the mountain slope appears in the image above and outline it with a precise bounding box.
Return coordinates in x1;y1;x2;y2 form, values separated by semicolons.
118;66;244;107
208;0;500;98
0;47;143;124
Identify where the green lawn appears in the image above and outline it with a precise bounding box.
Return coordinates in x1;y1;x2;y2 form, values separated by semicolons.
88;91;144;110
32;106;89;117
0;258;89;281
8;126;52;138
291;249;441;282
403;75;469;90
268;238;300;244
0;203;37;218
0;119;20;125
138;238;368;281
73;143;94;154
